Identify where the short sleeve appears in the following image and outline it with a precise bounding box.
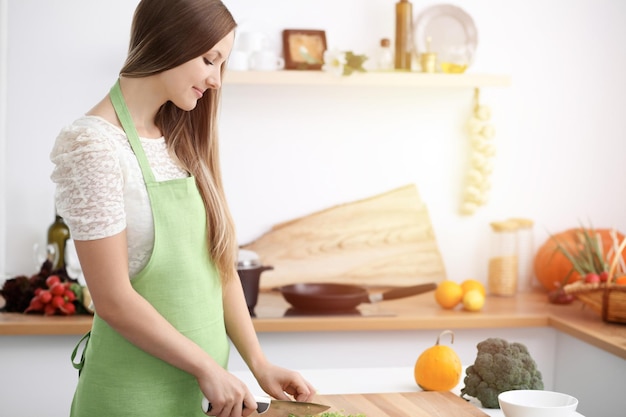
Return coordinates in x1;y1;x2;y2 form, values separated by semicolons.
50;122;127;240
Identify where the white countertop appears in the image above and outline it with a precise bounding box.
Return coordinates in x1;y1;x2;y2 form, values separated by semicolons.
232;367;584;417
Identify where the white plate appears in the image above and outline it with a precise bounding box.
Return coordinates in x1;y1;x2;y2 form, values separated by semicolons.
413;4;478;68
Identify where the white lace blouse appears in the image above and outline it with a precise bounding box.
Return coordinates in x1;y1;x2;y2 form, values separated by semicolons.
50;116;189;278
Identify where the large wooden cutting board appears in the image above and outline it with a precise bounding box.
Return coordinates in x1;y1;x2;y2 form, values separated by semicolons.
241;184;447;289
312;391;489;417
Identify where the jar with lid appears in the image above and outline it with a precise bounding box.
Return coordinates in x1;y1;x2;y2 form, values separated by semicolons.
377;38;394;71
508;218;535;293
488;220;519;296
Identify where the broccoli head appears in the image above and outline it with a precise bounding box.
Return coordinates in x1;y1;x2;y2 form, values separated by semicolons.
460;337;543;408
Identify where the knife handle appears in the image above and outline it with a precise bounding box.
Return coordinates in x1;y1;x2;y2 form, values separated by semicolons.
202;395;271;414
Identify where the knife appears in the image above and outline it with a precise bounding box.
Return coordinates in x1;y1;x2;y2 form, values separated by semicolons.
202;395;330;416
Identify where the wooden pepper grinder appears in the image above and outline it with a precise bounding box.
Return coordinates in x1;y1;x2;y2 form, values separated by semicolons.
394;0;413;70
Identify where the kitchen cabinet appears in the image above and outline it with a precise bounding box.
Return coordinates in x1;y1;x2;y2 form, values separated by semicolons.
225;70;511;88
2;292;624;417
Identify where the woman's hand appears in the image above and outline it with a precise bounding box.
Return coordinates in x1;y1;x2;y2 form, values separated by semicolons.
220;274;315;407
197;367;257;417
253;363;316;403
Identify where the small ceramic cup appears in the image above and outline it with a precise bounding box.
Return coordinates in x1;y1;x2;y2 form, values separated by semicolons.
249;50;284;71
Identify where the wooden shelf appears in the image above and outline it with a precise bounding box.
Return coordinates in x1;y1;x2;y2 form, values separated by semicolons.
224;70;511;88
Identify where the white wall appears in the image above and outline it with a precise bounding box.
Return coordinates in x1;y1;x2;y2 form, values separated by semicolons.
0;0;7;277
3;0;626;288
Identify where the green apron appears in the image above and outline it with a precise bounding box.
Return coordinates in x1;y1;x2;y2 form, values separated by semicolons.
70;80;229;417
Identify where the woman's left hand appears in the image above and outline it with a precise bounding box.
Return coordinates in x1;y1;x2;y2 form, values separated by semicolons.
254;363;316;402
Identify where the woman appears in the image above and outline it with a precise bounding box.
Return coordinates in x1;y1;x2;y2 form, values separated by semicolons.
50;0;315;416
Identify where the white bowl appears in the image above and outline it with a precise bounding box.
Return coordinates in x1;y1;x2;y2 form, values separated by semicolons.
498;390;578;417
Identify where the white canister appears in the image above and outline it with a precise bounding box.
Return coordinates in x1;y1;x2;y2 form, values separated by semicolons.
227;50;250;71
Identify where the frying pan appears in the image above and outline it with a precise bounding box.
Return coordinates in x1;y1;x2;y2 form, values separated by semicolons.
278;282;437;312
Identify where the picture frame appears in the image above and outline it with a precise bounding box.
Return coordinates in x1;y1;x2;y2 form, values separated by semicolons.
282;29;327;70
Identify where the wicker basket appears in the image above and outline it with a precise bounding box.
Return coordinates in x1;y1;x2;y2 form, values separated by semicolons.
564;237;626;324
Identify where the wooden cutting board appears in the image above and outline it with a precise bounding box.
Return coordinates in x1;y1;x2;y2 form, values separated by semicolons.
241;184;447;289
311;391;489;417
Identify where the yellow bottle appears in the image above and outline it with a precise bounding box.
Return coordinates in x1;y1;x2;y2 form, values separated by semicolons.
394;0;413;70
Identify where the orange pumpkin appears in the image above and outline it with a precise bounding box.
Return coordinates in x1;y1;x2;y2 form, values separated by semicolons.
414;330;462;391
533;228;626;291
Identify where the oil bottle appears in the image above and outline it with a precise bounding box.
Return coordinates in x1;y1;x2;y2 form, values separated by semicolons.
47;213;70;270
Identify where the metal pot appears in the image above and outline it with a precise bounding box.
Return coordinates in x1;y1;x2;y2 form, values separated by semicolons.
237;249;273;316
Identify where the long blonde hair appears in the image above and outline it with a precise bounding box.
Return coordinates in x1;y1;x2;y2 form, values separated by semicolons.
120;0;237;282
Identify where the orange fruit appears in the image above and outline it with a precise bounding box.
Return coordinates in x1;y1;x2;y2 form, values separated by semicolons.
461;279;486;297
462;289;485;312
435;280;463;309
414;330;462;391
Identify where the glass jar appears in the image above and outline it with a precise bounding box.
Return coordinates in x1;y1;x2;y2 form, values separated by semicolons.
377;38;394;71
509;218;535;292
488;220;519;296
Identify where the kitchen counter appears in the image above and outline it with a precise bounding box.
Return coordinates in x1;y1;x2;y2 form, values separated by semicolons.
2;290;625;360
